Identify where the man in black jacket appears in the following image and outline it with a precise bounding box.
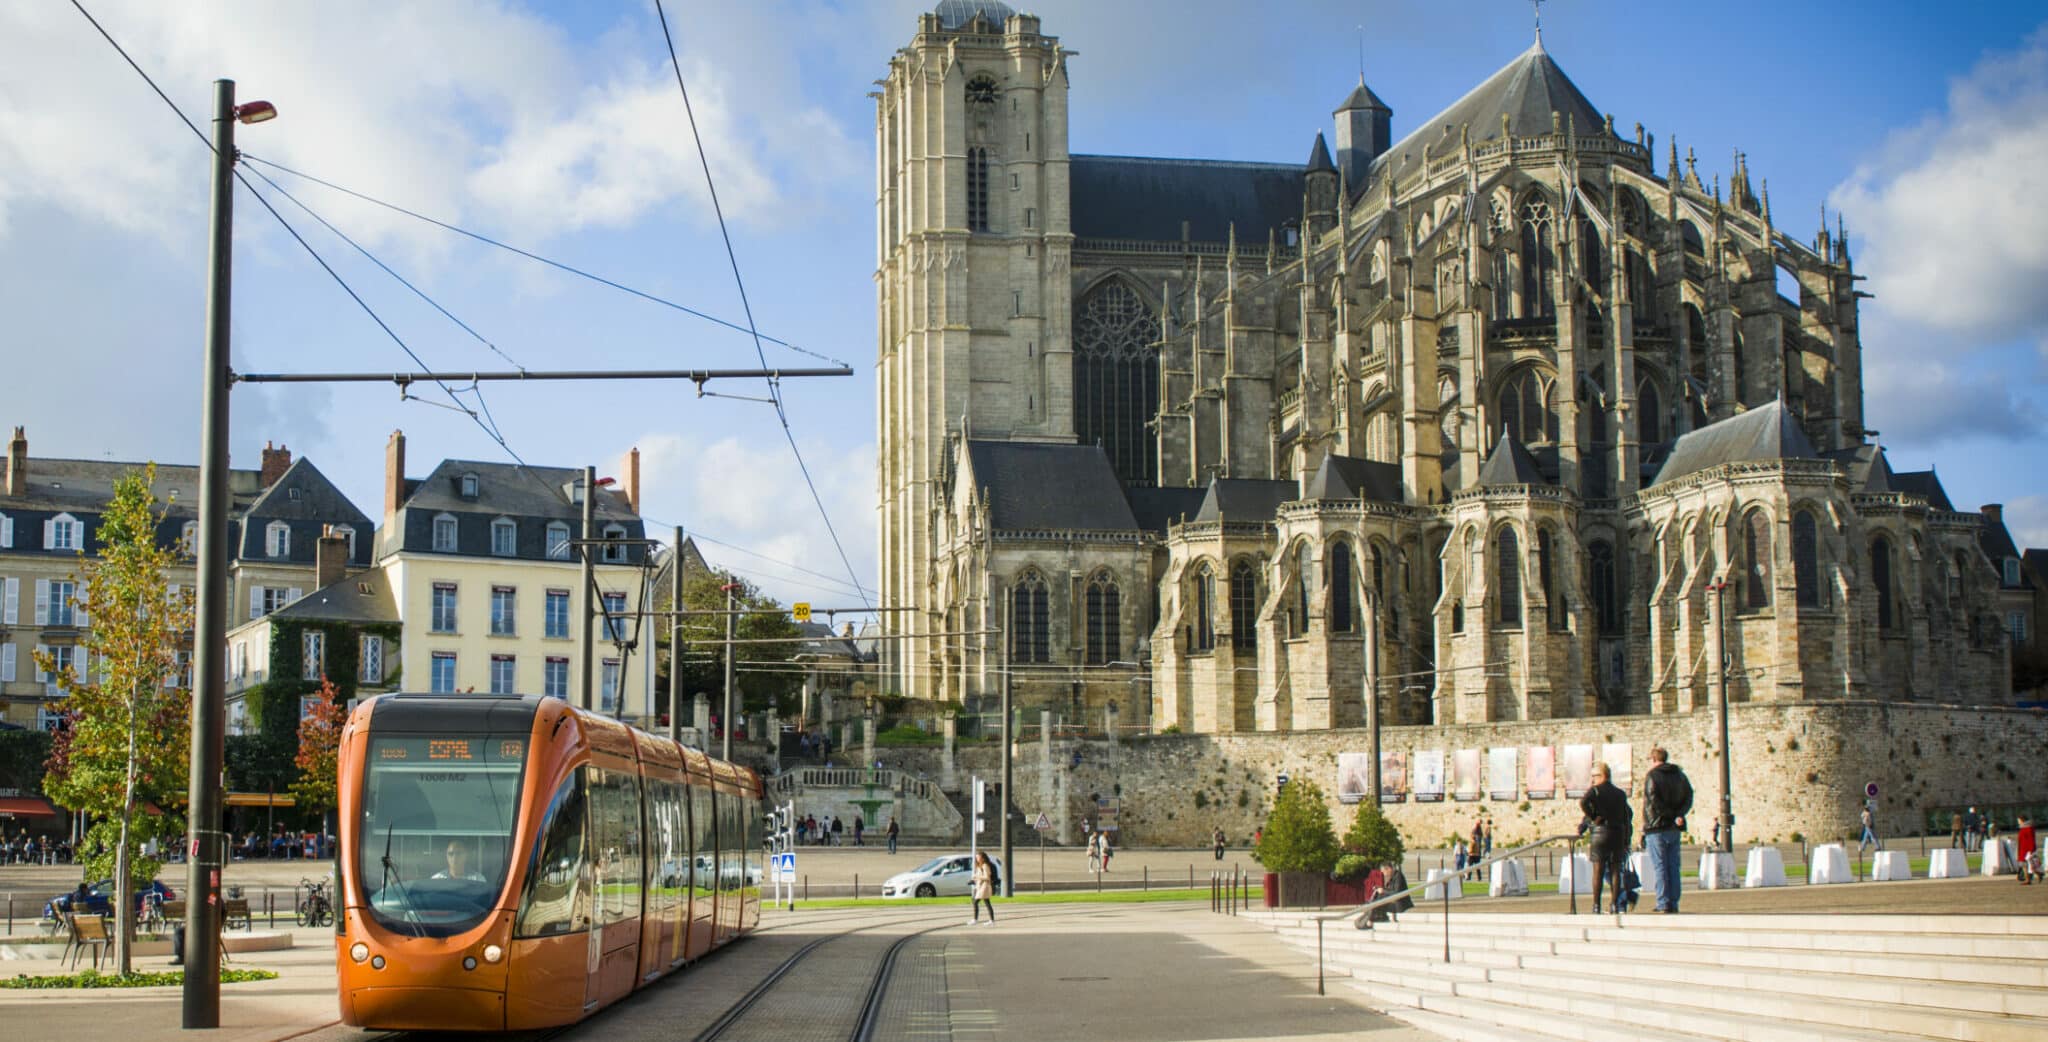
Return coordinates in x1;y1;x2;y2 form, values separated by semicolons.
1643;747;1694;913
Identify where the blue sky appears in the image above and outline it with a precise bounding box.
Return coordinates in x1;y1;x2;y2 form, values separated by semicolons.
3;0;2046;608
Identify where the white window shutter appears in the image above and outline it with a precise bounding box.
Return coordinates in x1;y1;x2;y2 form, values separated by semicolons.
0;643;14;682
73;590;87;628
2;577;16;625
286;586;303;605
250;585;263;620
0;514;11;547
34;643;47;683
35;579;50;625
43;518;54;548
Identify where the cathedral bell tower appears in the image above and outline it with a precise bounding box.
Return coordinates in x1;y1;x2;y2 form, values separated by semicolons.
875;2;1073;697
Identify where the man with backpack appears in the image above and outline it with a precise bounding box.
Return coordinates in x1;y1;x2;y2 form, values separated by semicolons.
1642;746;1694;914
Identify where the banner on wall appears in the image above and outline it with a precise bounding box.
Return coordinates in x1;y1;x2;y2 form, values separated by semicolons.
1487;747;1518;800
1452;749;1482;801
1379;750;1409;803
1414;750;1446;802
1527;746;1556;799
1336;751;1372;805
1601;743;1634;791
1562;744;1595;798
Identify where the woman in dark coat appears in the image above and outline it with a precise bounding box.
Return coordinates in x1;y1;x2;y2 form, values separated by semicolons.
1578;762;1633;914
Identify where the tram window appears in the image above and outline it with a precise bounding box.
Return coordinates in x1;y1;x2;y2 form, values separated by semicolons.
744;796;762;896
589;767;643;924
691;784;714;898
654;780;684;914
358;733;526;938
514;768;589;938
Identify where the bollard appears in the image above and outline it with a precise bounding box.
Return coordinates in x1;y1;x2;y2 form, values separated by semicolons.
1189;864;1194;888
803;876;809;902
1143;866;1149;891
854;874;859;900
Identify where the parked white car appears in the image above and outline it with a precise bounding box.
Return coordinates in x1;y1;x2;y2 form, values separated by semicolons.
880;853;1004;898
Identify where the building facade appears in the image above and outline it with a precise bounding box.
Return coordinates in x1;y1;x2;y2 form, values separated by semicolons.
874;3;2028;730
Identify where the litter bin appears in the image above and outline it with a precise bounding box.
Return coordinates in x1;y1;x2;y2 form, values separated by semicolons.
1262;872;1278;908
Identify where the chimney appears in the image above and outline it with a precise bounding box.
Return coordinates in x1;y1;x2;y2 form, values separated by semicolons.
384;430;407;531
315;525;348;591
621;446;641;514
259;441;293;486
5;427;24;497
1982;503;2003;524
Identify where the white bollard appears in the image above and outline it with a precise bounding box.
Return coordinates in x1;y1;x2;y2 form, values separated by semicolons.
1928;848;1969;879
1424;868;1464;902
1871;850;1911;881
1555;853;1593;894
1807;843;1851;885
1489;858;1529;897
1983;837;2019;877
1743;847;1788;888
1699;851;1739;890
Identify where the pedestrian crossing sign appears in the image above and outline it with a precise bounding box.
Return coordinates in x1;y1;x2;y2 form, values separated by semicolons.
1033;812;1051;831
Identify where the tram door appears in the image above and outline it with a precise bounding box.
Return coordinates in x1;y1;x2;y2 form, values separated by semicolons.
585;764;644;1009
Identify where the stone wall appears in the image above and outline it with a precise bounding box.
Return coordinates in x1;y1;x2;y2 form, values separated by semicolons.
952;702;2048;850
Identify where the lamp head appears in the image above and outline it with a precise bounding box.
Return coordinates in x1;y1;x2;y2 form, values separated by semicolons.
233;100;277;125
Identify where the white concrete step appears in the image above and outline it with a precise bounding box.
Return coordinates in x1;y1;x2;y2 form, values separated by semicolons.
1362;913;2048;960
1513;949;2048;1017
1444;977;1966;1042
1342;979;1731;1042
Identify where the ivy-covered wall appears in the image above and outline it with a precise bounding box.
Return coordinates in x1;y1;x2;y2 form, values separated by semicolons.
0;729;53;795
224;618;400;808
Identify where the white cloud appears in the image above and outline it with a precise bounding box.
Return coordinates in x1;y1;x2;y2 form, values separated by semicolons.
2007;495;2048;552
1863;357;2042;446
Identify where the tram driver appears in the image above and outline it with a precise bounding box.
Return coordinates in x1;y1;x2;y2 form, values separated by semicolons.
434;838;488;883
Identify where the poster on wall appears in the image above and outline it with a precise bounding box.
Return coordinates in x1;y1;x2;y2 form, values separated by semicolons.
1562;744;1595;797
1487;747;1518;800
1526;746;1556;799
1414;750;1446;802
1336;752;1372;804
1601;743;1634;791
1452;749;1483;801
1379;750;1409;803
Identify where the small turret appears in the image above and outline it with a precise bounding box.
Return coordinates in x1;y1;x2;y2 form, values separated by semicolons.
1305;131;1339;239
1333;77;1392;185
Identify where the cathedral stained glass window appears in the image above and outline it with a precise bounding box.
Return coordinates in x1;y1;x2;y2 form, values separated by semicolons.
1873;536;1896;630
1588;539;1620;635
1498;369;1558;446
1329;542;1355;635
1192;564;1215;652
1496;527;1522;627
967;147;991;232
1085;572;1121;665
1011;570;1048;663
1519;198;1555;317
1743;510;1772;610
1073;281;1160;485
1230;560;1258;651
1793;511;1821;608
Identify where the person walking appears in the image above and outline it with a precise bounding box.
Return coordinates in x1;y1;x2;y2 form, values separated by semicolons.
854;817;866;847
1481;818;1494;859
1212;826;1227;861
2017;816;2038;885
1099;830;1114;872
1964;807;1982;852
886;817;900;855
1642;747;1693;914
1086;828;1102;874
969;851;997;924
1950;812;1966;850
830;816;844;846
1858;805;1881;853
1578;761;1634;915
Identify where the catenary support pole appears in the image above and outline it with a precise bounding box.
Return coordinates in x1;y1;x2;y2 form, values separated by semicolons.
183;77;237;1030
1712;580;1734;852
1001;667;1014;897
580;466;596;711
669;525;683;745
722;583;737;762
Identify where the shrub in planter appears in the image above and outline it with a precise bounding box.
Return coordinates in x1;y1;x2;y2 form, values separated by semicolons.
1256;779;1339;908
1341;798;1405;868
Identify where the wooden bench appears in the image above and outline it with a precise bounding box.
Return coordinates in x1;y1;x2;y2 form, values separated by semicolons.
223;898;250;931
68;913;109;971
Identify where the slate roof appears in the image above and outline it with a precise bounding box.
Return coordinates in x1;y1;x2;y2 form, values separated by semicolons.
1336;80;1390;114
1650;400;1817;486
1069;155;1305;245
1890;470;1955;511
390;459;643;561
1124;485;1207;535
932;0;1013;30
1980;515;2027;587
1823;445;1894;494
2025;550;2048;589
1192;478;1300;524
962;441;1138;531
1306;132;1335;172
1302;454;1403;502
266;571;398;625
1478;435;1546;486
1368;41;1611;190
0;457;213;517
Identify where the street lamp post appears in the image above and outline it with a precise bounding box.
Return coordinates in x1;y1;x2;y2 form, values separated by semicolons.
1707;578;1735;852
184;78;275;1031
721;582;739;762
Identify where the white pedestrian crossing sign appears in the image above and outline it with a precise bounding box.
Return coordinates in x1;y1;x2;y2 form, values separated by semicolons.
1033;812;1051;831
773;851;796;881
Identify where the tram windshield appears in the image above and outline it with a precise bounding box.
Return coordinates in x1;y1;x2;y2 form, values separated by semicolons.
357;733;527;937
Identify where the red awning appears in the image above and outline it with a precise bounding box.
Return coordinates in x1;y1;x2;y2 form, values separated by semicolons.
0;796;60;818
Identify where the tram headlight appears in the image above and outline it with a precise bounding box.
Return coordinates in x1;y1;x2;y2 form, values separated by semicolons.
482;944;503;964
349;942;370;963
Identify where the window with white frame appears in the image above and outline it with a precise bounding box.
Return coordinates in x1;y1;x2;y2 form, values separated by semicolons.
302;629;325;680
431;583;458;633
259;586;294;616
2006;558;2023;587
232;640;247;679
602;592;626;641
267;520;291;559
359;635;382;684
42;645;75;694
601;524;628;563
172;650;192;689
430;652;458;693
490;586;517;636
0;643;15;683
491;518;517;557
490;654;516;694
48;513;79;551
543;657;569;698
47;580;77;627
2;577;15;625
432;513;459;552
2011;611;2030;646
546;522;571;560
600;658;620;714
545;589;570;639
460;473;479;498
37;707;63;731
333;524;356;560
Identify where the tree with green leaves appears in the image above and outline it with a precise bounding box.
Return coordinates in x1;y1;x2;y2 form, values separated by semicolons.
1341;797;1406;867
35;465;192;975
1254;778;1339;874
290;676;347;834
667;570;804;720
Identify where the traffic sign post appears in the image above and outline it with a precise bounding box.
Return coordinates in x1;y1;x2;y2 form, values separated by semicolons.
793;602;811;623
1033;811;1051;894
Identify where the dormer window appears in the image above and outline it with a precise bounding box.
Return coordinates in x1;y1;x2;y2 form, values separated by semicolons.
602;523;628;563
0;511;12;548
47;513;80;551
288;487;303;501
546;521;572;561
460;473;479;498
332;524;356;559
266;520;290;559
2006;558;2023;587
432;513;459;552
491;517;517;557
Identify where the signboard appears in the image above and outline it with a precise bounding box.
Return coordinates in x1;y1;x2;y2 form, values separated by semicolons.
793;602;811;623
1336;752;1371;804
773;852;796;882
1096;797;1121;833
1413;750;1446;803
1601;743;1633;790
1452;749;1482;802
1378;750;1408;804
1561;744;1595;798
1526;746;1556;800
1033;812;1051;831
1487;747;1518;801
1865;782;1880;799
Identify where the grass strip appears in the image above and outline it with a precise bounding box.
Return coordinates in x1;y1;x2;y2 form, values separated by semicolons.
1;968;278;989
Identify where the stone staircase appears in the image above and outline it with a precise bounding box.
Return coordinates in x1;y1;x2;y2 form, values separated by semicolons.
942;786;1058;846
1249;908;2048;1042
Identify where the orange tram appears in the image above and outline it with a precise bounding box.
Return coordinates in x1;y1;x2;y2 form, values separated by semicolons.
335;693;763;1030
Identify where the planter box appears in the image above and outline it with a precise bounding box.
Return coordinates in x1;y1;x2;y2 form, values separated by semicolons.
1324;877;1370;905
1270;870;1327;908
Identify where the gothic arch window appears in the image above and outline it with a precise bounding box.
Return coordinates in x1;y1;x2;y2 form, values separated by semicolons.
1637;374;1664;446
1294;542;1314;637
1085;572;1121;665
1329;541;1356;634
1073;280;1161;485
1680;220;1705;257
1230;559;1259;651
1588;539;1620;635
1491;249;1513;319
1519;197;1556;317
1578;213;1603;288
1010;569;1049;663
1743;508;1772;610
1731;332;1746;402
1191;563;1216;651
1496;526;1522;627
1625;248;1652;307
1873;536;1897;631
1538;528;1559;630
967;147;992;232
1497;368;1559;446
1364;405;1397;462
1792;510;1821;608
